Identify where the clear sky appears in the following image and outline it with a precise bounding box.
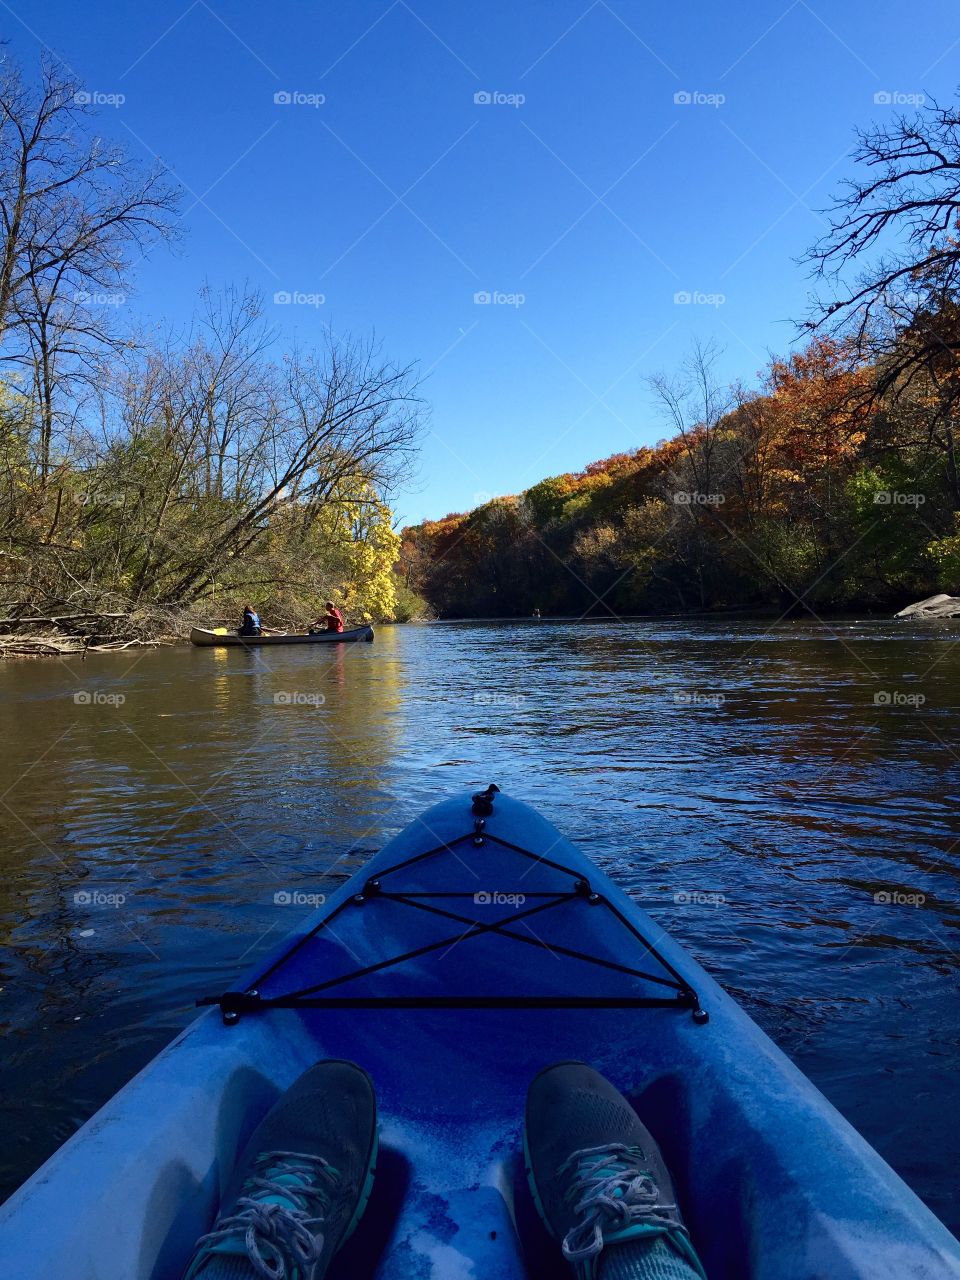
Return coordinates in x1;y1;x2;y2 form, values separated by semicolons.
5;1;956;523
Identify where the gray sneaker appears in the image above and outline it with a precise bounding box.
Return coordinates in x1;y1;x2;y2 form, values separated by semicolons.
524;1061;706;1280
183;1060;378;1280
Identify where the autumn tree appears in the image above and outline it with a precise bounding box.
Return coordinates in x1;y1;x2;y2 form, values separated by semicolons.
0;55;180;480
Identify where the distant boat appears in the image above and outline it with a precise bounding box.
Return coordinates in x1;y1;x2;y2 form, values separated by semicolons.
190;625;374;647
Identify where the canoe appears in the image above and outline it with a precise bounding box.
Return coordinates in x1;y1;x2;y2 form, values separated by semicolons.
190;625;374;646
1;788;958;1279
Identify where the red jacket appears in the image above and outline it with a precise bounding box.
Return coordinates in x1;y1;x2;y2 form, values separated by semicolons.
326;608;344;633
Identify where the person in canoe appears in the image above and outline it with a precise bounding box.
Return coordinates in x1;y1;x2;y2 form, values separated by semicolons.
309;600;344;634
180;1060;707;1280
237;605;262;637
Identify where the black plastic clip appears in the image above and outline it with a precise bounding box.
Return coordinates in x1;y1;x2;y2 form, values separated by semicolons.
354;878;381;905
220;989;261;1025
574;878;601;905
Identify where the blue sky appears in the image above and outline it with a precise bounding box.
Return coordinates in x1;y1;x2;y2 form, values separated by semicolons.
6;1;956;523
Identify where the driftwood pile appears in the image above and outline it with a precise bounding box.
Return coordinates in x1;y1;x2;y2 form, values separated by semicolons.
0;611;176;658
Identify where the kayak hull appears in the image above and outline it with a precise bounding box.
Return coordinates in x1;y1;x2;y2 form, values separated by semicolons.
189;625;374;646
1;791;958;1279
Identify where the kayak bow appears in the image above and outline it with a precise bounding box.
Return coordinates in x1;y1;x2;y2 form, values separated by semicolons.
0;788;957;1279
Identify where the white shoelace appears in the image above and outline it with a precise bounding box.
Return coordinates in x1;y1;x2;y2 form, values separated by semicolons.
193;1151;338;1279
558;1142;682;1263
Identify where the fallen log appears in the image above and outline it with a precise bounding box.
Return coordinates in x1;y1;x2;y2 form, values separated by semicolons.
0;612;130;631
0;637;81;656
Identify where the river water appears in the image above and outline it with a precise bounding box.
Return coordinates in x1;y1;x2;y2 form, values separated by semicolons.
1;618;959;1232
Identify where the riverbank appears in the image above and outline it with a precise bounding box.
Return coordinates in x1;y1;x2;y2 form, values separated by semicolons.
0;609;182;659
5;598;952;658
0;609;413;658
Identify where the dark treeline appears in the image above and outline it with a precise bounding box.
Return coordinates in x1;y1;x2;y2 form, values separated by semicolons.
402;96;960;619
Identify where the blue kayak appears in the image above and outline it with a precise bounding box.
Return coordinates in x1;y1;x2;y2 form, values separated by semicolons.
1;787;959;1278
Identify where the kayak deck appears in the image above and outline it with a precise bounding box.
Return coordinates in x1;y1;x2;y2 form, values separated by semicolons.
189;625;374;646
1;791;958;1279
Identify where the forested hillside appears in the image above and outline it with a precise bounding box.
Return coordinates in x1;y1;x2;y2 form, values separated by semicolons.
401;336;960;617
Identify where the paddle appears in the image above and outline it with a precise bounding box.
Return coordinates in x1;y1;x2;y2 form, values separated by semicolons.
208;623;288;636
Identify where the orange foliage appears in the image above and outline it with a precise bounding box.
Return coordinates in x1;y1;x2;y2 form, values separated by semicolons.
765;337;872;473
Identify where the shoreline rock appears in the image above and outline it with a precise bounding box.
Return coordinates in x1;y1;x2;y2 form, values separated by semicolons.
895;593;960;619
